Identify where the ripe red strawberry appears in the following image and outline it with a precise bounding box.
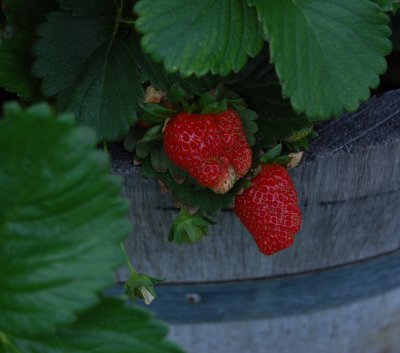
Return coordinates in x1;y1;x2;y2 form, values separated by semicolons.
163;108;252;193
234;164;301;255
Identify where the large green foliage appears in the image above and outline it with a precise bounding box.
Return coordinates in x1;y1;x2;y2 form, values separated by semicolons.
0;103;130;336
33;10;143;140
7;298;184;353
31;0;216;140
0;0;394;129
248;0;392;119
135;0;264;77
0;103;183;353
0;0;57;99
136;0;391;120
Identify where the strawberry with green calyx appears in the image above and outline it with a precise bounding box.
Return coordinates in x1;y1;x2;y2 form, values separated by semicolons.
234;163;302;255
168;208;215;244
163;108;253;194
234;143;302;255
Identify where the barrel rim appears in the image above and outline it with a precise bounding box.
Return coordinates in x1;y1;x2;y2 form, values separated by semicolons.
108;248;400;323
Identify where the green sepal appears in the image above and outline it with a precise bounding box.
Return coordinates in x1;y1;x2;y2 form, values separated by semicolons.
260;144;282;163
125;272;164;305
159;173;235;214
273;155;293;166
150;147;169;173
136;142;151;159
232;104;259;146
200;97;228;114
167;84;188;106
168;208;214;244
243;179;252;189
139;102;177;125
138;124;163;144
283;123;314;143
140;158;157;178
284;137;311;152
123;127;146;153
167;159;187;184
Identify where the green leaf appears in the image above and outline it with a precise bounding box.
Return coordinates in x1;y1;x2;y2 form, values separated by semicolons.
248;0;392;119
0;34;38;98
32;11;143;140
135;0;264;77
9;298;185;353
0;103;130;336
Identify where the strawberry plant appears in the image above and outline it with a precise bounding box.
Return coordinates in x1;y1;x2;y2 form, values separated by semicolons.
0;0;398;351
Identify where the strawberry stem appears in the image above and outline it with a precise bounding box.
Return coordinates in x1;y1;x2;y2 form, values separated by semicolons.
120;242;136;274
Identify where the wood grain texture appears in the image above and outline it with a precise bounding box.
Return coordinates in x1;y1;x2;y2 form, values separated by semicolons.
111;89;400;283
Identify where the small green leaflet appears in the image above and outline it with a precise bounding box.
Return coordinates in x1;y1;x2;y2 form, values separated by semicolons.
0;103;130;336
135;0;264;77
248;0;392;120
7;298;184;353
33;10;143;140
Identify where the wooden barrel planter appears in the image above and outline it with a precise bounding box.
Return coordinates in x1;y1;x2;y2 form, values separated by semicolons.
109;89;400;353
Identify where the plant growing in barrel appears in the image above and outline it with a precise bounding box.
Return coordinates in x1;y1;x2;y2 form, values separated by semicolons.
0;0;398;352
